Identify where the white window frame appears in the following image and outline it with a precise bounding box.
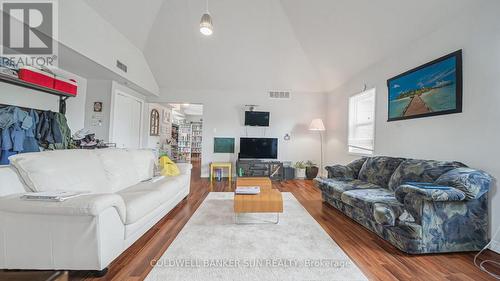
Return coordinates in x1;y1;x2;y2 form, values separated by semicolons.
348;88;376;156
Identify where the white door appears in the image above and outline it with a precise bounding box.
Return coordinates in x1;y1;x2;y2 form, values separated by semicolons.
111;92;143;148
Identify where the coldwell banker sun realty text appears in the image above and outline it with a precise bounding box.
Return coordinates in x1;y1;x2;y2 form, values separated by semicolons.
1;0;58;67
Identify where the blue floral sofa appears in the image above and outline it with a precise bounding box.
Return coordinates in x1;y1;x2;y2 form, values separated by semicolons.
314;156;492;254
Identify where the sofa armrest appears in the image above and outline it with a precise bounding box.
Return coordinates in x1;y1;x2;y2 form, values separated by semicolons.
395;183;466;203
435;168;492;200
0;193;126;223
325;164;355;180
177;163;193;175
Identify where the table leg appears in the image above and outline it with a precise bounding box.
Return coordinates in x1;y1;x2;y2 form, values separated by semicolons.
210;164;213;182
234;213;281;225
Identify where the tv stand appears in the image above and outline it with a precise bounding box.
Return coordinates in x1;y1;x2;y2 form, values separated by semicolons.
236;160;283;181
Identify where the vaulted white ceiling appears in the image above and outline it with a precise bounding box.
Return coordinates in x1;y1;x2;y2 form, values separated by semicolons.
83;0;165;50
84;0;478;93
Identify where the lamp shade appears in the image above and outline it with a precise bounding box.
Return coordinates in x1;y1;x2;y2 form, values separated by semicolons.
309;118;325;131
200;13;213;36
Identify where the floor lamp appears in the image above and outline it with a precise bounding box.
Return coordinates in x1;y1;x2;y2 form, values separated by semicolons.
309;118;326;177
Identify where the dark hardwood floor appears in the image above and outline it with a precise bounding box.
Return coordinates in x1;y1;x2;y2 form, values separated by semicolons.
10;160;500;281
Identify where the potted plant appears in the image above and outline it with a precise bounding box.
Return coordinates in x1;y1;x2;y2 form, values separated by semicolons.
294;161;306;179
305;160;319;179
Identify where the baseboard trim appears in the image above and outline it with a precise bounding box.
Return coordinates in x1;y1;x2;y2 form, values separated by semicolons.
489;240;500;254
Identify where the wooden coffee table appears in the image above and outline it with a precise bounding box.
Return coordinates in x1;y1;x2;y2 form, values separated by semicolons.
234;177;283;224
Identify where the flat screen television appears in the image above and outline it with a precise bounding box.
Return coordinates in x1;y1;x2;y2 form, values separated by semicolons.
245;111;270;127
239;138;278;159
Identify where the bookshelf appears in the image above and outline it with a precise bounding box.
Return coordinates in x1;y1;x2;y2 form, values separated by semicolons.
170;124;179;160
191;121;202;160
177;123;192;162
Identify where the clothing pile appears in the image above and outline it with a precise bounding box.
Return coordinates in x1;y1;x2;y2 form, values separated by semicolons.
72;129;111;149
0;106;71;165
72;129;98;148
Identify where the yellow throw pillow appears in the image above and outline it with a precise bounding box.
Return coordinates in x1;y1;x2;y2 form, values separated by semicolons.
159;156;180;176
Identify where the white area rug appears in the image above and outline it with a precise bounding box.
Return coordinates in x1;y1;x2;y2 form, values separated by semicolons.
145;192;367;281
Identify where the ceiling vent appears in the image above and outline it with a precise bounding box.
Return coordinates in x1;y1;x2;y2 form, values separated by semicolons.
116;60;128;73
269;91;291;100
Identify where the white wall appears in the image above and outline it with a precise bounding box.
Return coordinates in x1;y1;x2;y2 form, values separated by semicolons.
155;90;327;178
56;70;87;131
185;114;203;123
84;80;112;140
0;70;87;133
325;2;500;252
144;103;171;150
58;0;159;96
84;80;146;142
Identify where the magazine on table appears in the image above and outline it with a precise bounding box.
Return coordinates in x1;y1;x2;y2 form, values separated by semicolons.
235;186;260;195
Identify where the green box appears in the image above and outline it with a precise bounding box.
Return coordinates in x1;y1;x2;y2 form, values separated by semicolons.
214;137;235;153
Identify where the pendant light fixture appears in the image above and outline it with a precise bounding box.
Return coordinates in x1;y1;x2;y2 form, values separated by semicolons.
199;0;213;36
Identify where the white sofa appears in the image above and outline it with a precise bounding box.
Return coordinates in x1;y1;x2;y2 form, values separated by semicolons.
0;149;191;271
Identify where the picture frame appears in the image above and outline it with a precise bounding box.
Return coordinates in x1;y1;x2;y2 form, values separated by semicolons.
387;50;462;122
93;102;103;112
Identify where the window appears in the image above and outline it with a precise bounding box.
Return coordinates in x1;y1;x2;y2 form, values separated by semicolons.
348;88;375;155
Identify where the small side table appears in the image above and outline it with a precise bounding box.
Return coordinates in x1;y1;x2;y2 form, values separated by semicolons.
210;162;232;182
234;177;283;224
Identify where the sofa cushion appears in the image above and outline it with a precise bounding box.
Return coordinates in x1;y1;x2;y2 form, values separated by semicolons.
358;156;405;188
94;149;143;192
118;175;188;224
340;188;400;211
387;159;466;191
325;165;355;180
0;193;127;223
325;158;368;180
0;166;27;196
9;150;111;193
435;168;492;199
315;178;381;200
395;183;466;203
346;158;367;179
128;149;156;181
373;203;396;226
160;156;180;176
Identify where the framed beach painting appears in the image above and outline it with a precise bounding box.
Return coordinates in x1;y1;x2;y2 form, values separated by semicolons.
387;50;462;121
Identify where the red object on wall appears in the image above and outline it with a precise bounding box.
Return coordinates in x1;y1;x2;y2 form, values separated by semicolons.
18;66;54;88
54;76;78;96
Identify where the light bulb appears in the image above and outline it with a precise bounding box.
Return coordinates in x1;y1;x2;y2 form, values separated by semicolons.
200;13;213;36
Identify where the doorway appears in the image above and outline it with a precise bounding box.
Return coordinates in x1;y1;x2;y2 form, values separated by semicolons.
167;103;204;174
